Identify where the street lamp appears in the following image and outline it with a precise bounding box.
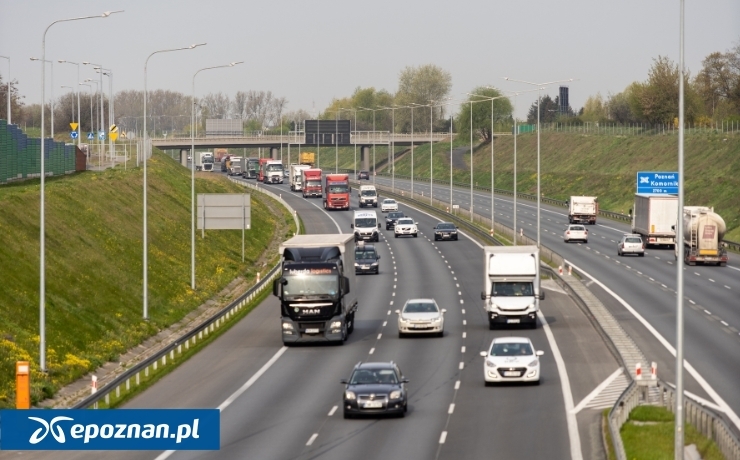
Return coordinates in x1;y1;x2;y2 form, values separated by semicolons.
96;67;113;164
408;103;426;197
30;58;55;138
675;1;686;455
58;60;81;146
83;62;106;160
78;82;94;162
0;55;10;124
143;43;206;320
503;76;575;247
37;9;123;372
84;79;102;168
191;61;242;290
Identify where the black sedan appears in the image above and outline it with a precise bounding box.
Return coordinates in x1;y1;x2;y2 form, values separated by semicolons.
354;243;380;274
433;222;458;241
385;211;405;230
342;362;408;418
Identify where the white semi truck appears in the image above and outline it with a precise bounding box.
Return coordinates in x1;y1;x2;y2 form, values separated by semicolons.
263;160;284;184
480;246;544;330
631;193;678;247
568;196;598;224
195;152;214;172
273;234;358;345
289;164;311;191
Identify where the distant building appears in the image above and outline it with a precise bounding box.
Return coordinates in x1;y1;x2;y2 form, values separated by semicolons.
559;86;569;116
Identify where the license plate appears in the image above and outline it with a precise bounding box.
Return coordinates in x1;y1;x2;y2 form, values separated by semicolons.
305;328;319;334
413;324;429;329
363;401;383;408
507;319;520;324
504;371;521;377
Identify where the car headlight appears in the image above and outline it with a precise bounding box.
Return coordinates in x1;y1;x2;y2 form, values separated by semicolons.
389;390;402;400
435;231;442;234
527;358;539;367
486;359;496;367
371;262;379;266
451;231;457;234
398;317;408;324
282;322;294;330
432;316;442;323
345;391;356;400
330;321;342;329
354;262;359;267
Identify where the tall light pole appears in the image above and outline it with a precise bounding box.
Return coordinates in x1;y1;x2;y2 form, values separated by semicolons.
191;61;242;290
0;55;10;124
83;62;105;159
37;9;122;372
84;79;101;168
358;107;378;184
409;103;424;196
469;99;474;221
504;77;575;247
96;67;113;164
30;58;55;138
675;0;686;456
143;43;206;320
78;82;93;162
58;60;81;146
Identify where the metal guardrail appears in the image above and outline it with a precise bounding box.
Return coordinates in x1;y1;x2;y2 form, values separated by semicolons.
74;181;299;409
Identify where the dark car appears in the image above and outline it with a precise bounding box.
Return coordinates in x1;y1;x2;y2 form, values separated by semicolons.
357;170;370;180
385;211;405;230
354;243;380;274
341;362;408;419
433;222;458;241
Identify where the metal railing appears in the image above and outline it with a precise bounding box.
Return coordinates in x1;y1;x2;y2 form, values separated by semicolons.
74;180;299;409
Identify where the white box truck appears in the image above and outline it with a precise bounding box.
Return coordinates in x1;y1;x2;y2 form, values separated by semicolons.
351;210;380;242
480;246;544;330
289;164;311;191
358;185;378;208
631;193;678;247
273;234;358;345
568;196;598;224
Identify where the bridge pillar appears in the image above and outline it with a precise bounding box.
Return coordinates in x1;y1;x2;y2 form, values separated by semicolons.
180;149;189;167
270;147;279;160
361;146;370;172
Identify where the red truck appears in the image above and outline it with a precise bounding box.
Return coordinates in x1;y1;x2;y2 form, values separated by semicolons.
302;168;323;198
324;173;350;210
258;158;271;182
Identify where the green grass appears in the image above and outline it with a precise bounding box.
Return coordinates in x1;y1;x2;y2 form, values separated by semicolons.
620;406;724;460
0;151;295;407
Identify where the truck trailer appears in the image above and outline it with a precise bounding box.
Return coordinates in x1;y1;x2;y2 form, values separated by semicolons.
273;234;358;345
568;196;598;224
290;164;311;191
324;173;350;210
631;193;678;247
299;152;315;167
480;246;544;330
681;206;728;266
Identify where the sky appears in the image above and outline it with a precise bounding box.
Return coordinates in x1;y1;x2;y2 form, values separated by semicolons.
1;0;738;120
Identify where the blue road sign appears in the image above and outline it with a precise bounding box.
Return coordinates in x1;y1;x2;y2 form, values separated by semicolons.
637;171;679;194
87;132;95;140
98;131;106;140
70;131;78;139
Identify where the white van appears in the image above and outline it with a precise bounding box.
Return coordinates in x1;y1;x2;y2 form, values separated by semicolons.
358;185;378;208
351;210;380;242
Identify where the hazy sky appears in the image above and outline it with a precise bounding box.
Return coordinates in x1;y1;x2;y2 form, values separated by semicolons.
1;0;738;120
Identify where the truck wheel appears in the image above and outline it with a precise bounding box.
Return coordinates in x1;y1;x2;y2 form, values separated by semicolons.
639;253;645;257
488;320;495;330
347;314;355;333
398;331;404;338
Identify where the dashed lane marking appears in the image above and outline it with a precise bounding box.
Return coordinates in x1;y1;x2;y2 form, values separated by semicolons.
328;406;337;416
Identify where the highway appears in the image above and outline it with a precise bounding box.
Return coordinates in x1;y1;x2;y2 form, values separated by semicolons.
373;175;740;431
15;173;627;460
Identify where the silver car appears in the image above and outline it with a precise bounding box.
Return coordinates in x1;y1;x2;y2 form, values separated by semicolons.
564;224;588;243
396;298;446;337
618;234;645;257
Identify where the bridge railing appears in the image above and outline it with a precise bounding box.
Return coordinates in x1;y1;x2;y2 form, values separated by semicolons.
151;132;450;145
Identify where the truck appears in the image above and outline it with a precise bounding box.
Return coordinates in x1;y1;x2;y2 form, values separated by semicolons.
631;193;678;248
289;164;311;192
480;246;544;330
245;158;260;179
257;158;271;182
262;160;284;184
272;234;358;345
195;152;214;172
221;156;243;175
681;206;728;266
351;210;380;242
299;152;315;167
358;185;378;208
302;169;323;198
214;148;229;163
568;196;598;224
324;173;350;210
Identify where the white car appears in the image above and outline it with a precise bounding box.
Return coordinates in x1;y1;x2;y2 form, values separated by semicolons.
564;224;588;243
394;218;418;238
381;199;398;212
480;336;543;385
396;298;446;337
618;234;645;257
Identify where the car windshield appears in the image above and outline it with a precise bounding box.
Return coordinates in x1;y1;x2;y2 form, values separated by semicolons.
388;212;404;219
625;237;642;243
355;249;377;260
282;274;338;299
490;342;533;357
361;190;376;196
570;226;585;231
436;223;455;230
397;219;413;225
350;369;397;385
384;200;396;205
305;180;322;187
202;156;213;163
266;164;283;172
355;218;377;228
491;282;534;297
328;184;349;193
403;302;438;313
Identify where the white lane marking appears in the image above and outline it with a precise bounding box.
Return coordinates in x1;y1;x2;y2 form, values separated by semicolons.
704;310;712;315
728;265;740;272
394;285;397;289
456;283;460;288
459;362;464;370
565;258;740;432
382;321;387;327
451;271;455;274
458;291;462;295
454;380;460;390
387;310;391;315
695;272;701;276
306;433;319;446
218;346;288;411
305;200;343;233
709;279;716;283
462;332;466;338
439;431;448;444
537;309;583;460
689;300;695;305
661;284;667;288
572;368;624;414
448;403;455;414
328;405;338;416
377;334;383;340
369;348;375;355
454;277;457;281
461;309;466;314
725;285;731;290
721;321;729;326
392;292;396;296
637;271;643;275
395;278;397;282
461;346;466;353
460;299;464;304
462;320;466;326
390;301;394;305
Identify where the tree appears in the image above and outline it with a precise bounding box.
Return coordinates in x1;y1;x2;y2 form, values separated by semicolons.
581;93;607;122
694;42;740;118
526;95;560;124
394;64;452;132
201;92;231;119
606;88;636;124
0;74;24;123
456;87;513;141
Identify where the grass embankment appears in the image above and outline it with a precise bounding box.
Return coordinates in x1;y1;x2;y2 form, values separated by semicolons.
389;131;740;240
0;151;295;407
618;406;724;460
